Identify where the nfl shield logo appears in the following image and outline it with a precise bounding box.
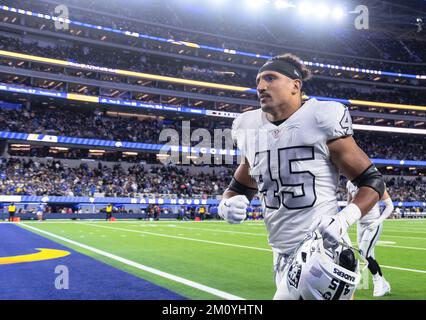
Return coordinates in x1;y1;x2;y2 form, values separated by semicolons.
272;129;280;139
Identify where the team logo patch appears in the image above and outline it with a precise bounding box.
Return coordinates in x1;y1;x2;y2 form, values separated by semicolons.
287;262;302;289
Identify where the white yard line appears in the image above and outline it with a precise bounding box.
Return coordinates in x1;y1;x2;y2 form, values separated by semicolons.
155;225;267;237
19;223;245;300
85;223;271;252
347;231;426;240
376;244;426;251
348;228;426;235
378;229;426;234
381;265;426;274
377;235;426;241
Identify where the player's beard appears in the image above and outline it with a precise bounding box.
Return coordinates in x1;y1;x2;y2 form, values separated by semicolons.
260;100;275;113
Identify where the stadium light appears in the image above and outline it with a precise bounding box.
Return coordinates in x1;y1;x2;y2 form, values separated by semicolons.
298;1;313;15
207;0;227;8
245;0;269;9
314;3;330;18
332;6;344;19
274;0;294;9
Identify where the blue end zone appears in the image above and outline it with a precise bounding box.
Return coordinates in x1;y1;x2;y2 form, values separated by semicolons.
0;224;187;300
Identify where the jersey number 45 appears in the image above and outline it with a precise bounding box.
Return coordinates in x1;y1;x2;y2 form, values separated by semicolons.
253;146;317;210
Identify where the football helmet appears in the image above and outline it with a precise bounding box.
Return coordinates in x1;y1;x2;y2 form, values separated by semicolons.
275;230;366;300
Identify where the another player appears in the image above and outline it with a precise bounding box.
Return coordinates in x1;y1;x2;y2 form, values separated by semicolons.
36;202;45;222
218;53;385;300
347;180;394;297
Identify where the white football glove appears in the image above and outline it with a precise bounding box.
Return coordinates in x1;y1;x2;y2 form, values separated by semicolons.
312;203;361;249
218;195;249;224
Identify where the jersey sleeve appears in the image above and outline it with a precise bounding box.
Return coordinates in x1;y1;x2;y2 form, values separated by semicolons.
316;102;354;141
231;113;247;158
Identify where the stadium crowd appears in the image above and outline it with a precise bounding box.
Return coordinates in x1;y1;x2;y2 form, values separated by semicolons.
1;36;424;106
0;157;424;202
336;176;426;203
1;106;425;161
0;157;233;198
0;106;224;145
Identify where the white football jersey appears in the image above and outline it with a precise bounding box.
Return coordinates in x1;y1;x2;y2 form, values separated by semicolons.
232;98;353;255
346;180;381;224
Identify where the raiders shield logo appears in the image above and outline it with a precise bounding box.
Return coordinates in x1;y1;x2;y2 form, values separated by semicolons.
287;262;302;289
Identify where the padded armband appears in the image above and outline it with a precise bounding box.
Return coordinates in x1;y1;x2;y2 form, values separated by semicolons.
227;177;258;201
351;164;385;199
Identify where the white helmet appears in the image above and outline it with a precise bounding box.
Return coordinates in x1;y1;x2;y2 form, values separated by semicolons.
279;231;366;300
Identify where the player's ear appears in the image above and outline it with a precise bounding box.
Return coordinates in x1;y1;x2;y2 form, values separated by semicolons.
291;79;302;95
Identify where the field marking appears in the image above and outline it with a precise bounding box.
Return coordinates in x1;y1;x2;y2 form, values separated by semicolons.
379;235;426;240
171;226;267;236
85;224;271;252
385;225;426;229
381;265;426;274
383;230;426;235
20;220;426;241
55;221;426;240
88;223;426;255
19;223;245;300
347;231;426;240
148;224;268;237
20;223;426;277
377;241;396;245
381;228;426;234
349;229;426;236
377;244;426;251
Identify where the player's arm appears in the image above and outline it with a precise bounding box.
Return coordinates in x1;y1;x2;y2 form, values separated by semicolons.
316;136;385;248
369;189;394;229
219;158;258;224
222;159;258;199
379;189;394;220
328;136;383;216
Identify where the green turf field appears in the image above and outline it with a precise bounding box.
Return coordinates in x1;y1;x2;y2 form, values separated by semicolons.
18;219;426;300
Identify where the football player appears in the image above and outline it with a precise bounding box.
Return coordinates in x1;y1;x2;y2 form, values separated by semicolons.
347;180;394;297
36;202;45;222
218;53;386;299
